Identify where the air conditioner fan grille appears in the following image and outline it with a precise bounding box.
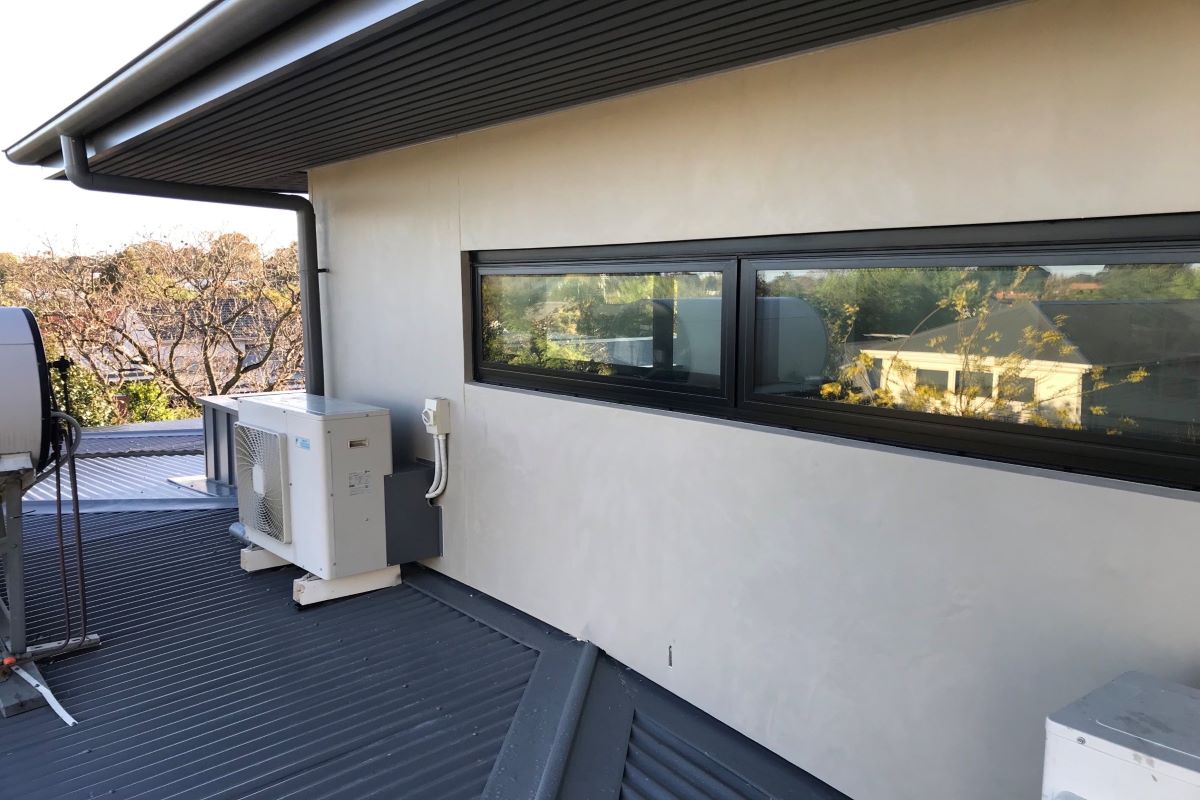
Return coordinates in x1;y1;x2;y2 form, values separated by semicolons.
234;423;290;543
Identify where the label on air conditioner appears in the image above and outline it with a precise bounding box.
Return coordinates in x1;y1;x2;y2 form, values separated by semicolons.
295;436;311;450
349;470;371;496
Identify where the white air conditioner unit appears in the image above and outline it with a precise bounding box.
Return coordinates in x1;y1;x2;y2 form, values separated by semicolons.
233;392;400;604
1043;671;1200;799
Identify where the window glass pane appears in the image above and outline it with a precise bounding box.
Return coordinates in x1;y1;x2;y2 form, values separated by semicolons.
998;375;1035;403
955;370;995;397
481;270;723;388
915;369;949;391
754;262;1200;444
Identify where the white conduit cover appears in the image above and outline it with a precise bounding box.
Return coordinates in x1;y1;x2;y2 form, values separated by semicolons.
425;434;448;500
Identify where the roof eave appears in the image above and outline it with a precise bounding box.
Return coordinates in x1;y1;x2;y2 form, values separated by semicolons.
3;0;327;166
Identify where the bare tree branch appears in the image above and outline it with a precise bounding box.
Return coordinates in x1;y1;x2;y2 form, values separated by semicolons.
10;233;305;409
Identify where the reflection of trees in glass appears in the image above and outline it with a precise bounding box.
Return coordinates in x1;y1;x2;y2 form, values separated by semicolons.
481;271;721;375
758;263;1197;438
1042;263;1200;300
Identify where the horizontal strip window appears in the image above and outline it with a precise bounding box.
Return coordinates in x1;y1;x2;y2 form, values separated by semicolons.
474;261;737;409
471;214;1200;490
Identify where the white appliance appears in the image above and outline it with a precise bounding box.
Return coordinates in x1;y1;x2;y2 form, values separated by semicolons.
0;307;99;721
1043;671;1200;799
0;307;52;470
234;392;400;603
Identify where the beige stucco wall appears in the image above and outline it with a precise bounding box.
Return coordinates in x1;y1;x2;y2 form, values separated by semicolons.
311;1;1200;798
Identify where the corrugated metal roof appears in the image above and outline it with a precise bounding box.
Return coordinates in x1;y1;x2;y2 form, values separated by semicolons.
23;454;208;503
0;434;850;797
1;506;847;798
84;420;206;434
623;712;773;799
76;432;205;458
2;509;538;799
26;0;1011;191
559;654;847;800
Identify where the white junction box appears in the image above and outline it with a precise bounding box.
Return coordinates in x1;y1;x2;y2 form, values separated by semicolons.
1043;671;1200;800
234;393;396;599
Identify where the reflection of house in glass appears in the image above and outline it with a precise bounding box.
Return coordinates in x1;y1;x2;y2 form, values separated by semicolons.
856;300;1200;439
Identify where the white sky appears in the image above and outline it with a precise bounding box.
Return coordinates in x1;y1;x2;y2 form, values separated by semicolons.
0;2;294;256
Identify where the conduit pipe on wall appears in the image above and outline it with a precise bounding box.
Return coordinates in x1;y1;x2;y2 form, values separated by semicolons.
424;434;448;500
58;135;324;394
421;398;450;501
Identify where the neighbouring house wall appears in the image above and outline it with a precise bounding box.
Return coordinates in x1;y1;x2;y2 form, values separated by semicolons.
311;1;1200;797
862;350;1087;422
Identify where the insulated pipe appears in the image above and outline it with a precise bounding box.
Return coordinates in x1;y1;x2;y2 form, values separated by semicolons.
59;135;324;395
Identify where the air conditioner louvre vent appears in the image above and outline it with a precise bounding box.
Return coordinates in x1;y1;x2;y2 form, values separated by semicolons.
235;422;291;543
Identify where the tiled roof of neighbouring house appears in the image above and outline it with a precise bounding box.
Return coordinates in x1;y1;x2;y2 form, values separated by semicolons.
860;299;1200;368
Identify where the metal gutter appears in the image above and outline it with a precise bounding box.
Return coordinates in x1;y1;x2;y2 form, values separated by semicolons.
6;0;447;172
59;135;325;395
5;0;325;167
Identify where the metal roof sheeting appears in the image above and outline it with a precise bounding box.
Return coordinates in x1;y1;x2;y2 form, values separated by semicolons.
1;506;847;798
76;432;205;458
2;509;538;799
22;0;1011;191
623;713;771;800
559;653;848;800
23;454;207;503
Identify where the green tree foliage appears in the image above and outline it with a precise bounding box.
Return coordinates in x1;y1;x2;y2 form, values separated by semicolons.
51;361;115;427
481;271;721;373
120;381;189;422
759;261;1187;437
1040;263;1200;300
759;266;1049;342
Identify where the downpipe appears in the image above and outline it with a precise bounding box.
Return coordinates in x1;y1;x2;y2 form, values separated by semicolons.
59;135;324;395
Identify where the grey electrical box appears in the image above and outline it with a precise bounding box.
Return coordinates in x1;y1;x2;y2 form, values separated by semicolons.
384;462;442;564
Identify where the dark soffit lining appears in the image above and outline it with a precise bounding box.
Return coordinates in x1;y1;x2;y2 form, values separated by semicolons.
81;0;1013;192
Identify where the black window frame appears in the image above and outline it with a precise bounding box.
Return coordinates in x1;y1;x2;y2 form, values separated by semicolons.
473;259;738;413
471;213;1200;490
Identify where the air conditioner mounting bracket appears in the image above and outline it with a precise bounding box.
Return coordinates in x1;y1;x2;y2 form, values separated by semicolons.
292;565;402;606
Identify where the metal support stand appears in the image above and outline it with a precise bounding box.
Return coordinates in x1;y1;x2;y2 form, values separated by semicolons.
2;468;30;656
0;462;100;718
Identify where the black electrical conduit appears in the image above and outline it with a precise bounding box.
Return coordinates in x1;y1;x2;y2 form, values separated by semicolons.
59;134;324;394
